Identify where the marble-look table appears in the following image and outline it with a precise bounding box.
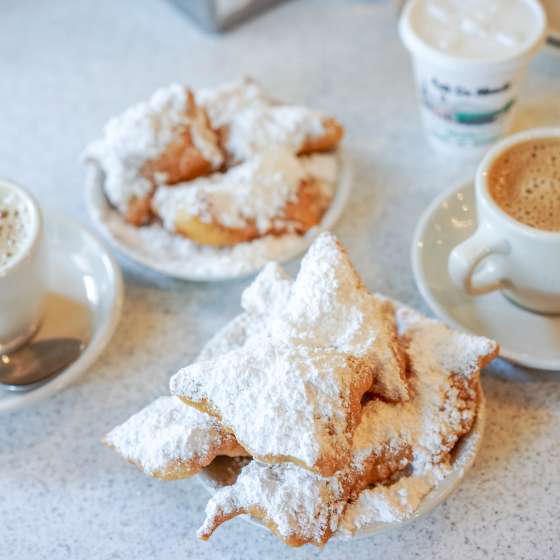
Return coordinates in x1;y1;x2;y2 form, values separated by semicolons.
1;1;559;558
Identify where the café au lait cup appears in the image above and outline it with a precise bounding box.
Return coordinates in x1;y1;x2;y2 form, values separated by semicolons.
448;128;560;314
0;179;45;352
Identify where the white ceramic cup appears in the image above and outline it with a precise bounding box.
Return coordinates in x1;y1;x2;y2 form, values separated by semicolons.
448;128;560;314
0;179;45;352
399;0;547;158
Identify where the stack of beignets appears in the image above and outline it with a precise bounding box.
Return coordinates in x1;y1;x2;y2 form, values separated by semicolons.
104;233;498;547
87;79;344;246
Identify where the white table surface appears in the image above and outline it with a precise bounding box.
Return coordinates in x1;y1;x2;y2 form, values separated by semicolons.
1;1;559;559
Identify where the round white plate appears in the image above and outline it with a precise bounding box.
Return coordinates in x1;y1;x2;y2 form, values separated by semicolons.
412;181;560;371
0;214;123;413
194;312;486;540
85;152;352;282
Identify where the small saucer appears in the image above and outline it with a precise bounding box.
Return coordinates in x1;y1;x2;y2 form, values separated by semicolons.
412;181;560;371
0;213;123;413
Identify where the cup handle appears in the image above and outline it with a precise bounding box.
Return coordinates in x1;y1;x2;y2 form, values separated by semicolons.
448;224;511;295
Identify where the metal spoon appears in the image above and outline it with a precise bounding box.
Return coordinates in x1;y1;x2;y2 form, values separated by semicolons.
0;338;84;392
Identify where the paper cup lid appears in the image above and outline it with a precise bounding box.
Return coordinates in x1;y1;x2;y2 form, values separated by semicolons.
399;0;547;71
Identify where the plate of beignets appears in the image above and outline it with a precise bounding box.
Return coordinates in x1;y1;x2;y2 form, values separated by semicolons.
104;234;498;547
85;79;350;281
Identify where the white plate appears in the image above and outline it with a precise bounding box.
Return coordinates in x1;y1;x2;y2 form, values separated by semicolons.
412;181;560;371
195;312;486;541
85;152;352;282
0;214;123;413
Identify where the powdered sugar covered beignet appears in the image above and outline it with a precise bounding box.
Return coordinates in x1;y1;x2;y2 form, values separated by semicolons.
103;396;246;480
238;233;409;402
270;233;409;402
223;105;343;163
337;305;498;535
197;78;271;131
344;301;497;478
170;335;373;477
151;148;334;246
198;78;344;164
340;473;436;533
199;461;347;547
393;302;497;468
198;395;412;547
87;84;223;225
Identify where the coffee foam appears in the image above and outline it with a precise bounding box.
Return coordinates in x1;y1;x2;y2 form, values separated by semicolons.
488;138;560;232
0;190;32;270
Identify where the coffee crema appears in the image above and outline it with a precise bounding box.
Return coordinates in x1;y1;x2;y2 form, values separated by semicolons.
0;191;31;271
488;138;560;232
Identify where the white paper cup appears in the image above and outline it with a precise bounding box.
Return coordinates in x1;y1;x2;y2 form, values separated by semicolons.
399;0;547;158
0;179;45;353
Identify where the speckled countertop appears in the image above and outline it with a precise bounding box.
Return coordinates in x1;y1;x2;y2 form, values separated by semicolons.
1;1;559;558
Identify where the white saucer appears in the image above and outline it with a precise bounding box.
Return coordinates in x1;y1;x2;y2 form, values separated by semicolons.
194;312;485;541
412;181;560;371
0;214;123;413
85;151;352;282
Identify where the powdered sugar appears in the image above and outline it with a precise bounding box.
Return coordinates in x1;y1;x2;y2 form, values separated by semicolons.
104;396;237;477
241;232;410;402
197;78;270;129
240;262;292;318
85;84;222;214
85;79;347;279
193;238;496;539
225;105;327;162
300;152;339;184
340;473;435;530
344;300;496;477
86;151;349;280
170;335;371;475
104;83;222;170
152;146;314;233
199;460;346;545
197;78;327;163
395;304;497;378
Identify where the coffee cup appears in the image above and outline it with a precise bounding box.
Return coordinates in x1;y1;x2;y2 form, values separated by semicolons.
399;0;547;158
0;179;45;352
448;128;560;314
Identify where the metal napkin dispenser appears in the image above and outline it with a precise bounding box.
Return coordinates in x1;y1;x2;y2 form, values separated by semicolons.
169;0;290;32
